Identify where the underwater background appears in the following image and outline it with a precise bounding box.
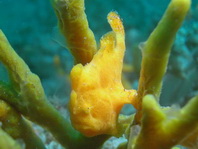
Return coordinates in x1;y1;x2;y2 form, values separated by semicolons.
0;0;198;148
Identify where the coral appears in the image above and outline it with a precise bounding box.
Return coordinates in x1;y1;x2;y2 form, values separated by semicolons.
0;0;197;149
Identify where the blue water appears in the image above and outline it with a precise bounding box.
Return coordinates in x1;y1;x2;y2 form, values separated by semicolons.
0;0;198;149
0;0;198;107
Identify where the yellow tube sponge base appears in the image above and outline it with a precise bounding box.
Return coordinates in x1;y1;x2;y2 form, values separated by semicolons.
69;12;137;137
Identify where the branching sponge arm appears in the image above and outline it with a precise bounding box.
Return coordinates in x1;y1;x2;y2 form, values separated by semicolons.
165;95;198;144
0;99;46;149
0;128;21;149
134;0;191;123
0;30;108;149
0;29;78;148
132;95;198;149
51;0;97;64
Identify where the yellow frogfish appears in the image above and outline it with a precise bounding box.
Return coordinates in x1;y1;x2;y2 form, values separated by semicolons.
69;11;137;137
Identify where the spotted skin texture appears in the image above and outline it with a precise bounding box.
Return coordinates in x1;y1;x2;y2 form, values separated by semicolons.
69;12;137;137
